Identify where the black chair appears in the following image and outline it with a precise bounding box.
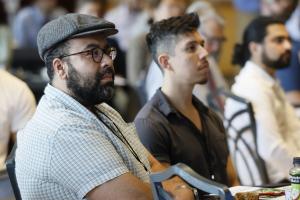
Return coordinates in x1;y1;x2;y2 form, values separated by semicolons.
207;89;269;186
6;144;21;200
150;163;233;200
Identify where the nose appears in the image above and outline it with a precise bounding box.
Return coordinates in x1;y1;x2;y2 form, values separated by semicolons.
100;54;114;68
198;46;208;59
284;39;292;50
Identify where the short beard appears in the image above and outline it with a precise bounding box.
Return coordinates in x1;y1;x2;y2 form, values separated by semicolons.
262;50;291;70
66;62;115;106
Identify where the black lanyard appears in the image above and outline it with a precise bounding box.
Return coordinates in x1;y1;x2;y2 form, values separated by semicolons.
94;107;149;173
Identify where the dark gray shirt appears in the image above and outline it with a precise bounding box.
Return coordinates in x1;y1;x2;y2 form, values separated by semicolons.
135;89;229;185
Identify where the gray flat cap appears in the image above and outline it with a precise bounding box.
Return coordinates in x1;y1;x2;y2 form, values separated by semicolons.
37;13;118;61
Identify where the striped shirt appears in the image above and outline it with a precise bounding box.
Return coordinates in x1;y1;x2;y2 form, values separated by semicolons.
16;84;150;200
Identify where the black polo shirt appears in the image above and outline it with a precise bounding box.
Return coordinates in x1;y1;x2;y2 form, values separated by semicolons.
134;89;229;185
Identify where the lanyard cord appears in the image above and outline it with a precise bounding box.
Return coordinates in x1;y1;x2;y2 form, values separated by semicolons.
94;107;149;173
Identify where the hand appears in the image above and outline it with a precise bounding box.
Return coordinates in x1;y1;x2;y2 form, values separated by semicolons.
171;184;195;200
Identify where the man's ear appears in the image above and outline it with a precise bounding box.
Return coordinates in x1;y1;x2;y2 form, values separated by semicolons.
157;53;171;70
53;58;68;80
249;41;260;55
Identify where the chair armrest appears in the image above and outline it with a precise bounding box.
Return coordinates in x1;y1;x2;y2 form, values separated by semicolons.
150;163;233;200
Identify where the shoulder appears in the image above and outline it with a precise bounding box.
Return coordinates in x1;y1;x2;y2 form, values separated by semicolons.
0;70;33;97
15;6;35;21
135;94;163;122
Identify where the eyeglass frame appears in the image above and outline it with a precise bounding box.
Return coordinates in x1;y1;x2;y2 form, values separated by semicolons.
58;46;117;63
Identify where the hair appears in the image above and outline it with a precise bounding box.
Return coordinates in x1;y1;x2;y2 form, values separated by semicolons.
146;12;200;66
0;1;7;24
232;16;284;67
44;41;70;82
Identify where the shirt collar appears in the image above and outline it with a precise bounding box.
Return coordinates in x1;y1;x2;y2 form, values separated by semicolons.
155;89;208;117
244;61;279;88
44;84;94;116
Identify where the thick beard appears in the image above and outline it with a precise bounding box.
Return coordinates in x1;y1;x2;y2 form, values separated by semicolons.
262;50;291;70
66;62;115;106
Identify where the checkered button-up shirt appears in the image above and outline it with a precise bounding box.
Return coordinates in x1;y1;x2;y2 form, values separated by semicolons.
16;84;150;200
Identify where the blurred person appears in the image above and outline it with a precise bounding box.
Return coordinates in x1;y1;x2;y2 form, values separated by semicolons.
0;69;36;170
233;0;260;41
144;2;228;105
135;14;239;193
76;0;108;18
15;13;195;200
127;0;188;88
260;0;300;107
187;1;229;107
0;0;13;69
226;16;300;183
104;0;144;51
260;0;298;21
12;0;65;48
76;0;126;77
272;2;300;107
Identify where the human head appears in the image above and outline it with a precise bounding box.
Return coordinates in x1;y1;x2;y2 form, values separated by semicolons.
124;0;144;12
147;13;209;84
260;0;298;21
38;13;118;106
199;14;225;60
232;16;292;70
76;0;108;18
149;0;188;22
35;0;58;14
187;1;226;60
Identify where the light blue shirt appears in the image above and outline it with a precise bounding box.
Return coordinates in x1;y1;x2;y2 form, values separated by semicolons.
13;5;47;48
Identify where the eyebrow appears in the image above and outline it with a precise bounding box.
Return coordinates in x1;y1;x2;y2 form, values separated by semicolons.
81;44;99;51
185;40;205;46
82;43;109;51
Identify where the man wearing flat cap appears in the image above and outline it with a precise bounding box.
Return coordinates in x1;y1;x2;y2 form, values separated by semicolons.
15;14;194;200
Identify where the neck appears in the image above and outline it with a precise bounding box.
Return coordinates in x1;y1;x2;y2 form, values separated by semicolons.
250;58;276;78
161;77;194;111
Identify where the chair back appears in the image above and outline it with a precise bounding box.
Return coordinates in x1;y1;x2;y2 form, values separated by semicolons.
6;144;21;200
150;163;233;200
208;89;269;186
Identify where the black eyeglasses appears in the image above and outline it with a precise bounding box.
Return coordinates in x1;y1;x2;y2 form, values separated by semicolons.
59;46;117;63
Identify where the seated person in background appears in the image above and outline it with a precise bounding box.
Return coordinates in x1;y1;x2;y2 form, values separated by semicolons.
76;0;127;78
144;3;228;105
260;0;300;108
126;0;188;88
0;69;35;170
0;1;13;70
12;0;65;48
76;0;108;18
187;1;229;106
16;13;194;200
226;16;300;184
135;13;239;188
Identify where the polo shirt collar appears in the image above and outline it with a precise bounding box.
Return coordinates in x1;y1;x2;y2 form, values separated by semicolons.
155;89;208;117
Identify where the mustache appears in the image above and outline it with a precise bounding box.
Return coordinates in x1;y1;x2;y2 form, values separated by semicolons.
99;67;115;79
282;50;291;58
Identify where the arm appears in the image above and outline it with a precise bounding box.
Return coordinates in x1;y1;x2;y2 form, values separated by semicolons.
11;83;36;133
226;156;239;186
52;124;151;199
135;118;194;199
87;172;152;200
